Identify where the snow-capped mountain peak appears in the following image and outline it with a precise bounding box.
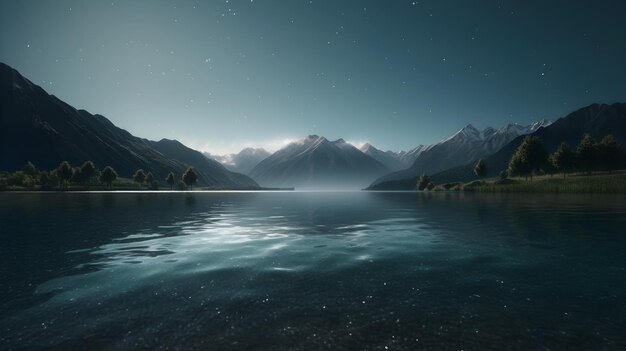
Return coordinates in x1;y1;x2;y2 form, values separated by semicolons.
204;147;271;175
443;119;552;144
249;135;390;189
460;124;481;137
528;118;551;132
368;117;555;188
359;143;374;152
442;124;481;143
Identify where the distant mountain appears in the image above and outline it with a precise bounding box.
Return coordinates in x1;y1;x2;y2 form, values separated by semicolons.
368;119;551;190
249;135;390;189
204;147;270;175
0;62;258;188
397;145;426;166
359;143;406;171
427;103;626;184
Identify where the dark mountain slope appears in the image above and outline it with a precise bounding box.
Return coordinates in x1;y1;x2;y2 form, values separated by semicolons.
0;62;257;188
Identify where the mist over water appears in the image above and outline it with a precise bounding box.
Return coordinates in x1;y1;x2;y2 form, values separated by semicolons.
1;192;625;350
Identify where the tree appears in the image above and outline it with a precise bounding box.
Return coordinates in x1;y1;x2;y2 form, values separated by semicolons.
166;172;175;190
71;167;83;184
80;161;96;186
39;171;55;190
474;159;487;178
133;169;146;188
508;136;548;181
499;170;508;180
99;166;118;188
39;172;49;187
23;161;39;177
145;172;156;189
145;172;154;184
416;173;430;191
575;134;597;174
182;167;198;190
597;135;625;173
508;151;529;180
550;142;575;178
55;161;73;189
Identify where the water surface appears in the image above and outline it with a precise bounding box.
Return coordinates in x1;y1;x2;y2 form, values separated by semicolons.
1;191;625;350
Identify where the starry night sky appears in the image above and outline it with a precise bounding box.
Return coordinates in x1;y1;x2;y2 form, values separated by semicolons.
1;0;626;154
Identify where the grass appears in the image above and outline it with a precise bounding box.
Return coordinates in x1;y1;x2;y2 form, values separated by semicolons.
455;170;626;193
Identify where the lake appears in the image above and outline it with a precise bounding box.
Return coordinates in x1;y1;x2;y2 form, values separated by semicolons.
1;191;625;350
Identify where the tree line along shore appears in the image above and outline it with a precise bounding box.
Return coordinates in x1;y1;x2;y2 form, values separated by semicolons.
0;161;200;191
2;133;625;193
417;133;626;193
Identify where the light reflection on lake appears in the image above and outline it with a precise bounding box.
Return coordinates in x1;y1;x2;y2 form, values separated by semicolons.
1;191;625;350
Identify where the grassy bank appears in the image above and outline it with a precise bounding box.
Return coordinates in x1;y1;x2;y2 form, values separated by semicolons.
433;170;626;193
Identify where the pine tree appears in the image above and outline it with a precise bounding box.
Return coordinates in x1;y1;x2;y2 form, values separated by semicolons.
182;167;198;190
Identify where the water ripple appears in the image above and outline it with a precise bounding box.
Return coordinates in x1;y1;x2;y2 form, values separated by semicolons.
1;192;625;350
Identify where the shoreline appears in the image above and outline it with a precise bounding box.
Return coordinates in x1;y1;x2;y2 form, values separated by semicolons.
432;171;626;194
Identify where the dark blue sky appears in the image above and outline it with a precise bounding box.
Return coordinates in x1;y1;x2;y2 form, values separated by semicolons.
2;0;625;153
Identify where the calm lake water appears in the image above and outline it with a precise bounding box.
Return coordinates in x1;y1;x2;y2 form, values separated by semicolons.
1;191;625;350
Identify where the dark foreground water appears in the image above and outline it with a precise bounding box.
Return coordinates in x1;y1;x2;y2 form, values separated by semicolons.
1;191;625;350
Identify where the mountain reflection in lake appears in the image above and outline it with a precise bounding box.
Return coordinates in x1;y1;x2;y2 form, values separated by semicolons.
1;191;625;350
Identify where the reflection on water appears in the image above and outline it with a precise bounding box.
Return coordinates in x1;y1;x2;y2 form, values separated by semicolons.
1;192;626;350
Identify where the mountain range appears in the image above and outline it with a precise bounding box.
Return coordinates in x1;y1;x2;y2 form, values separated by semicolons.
4;62;623;191
396;145;427;167
367;120;551;189
0;62;258;189
427;103;626;185
204;148;271;175
368;103;626;190
359;143;407;171
249;135;389;189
